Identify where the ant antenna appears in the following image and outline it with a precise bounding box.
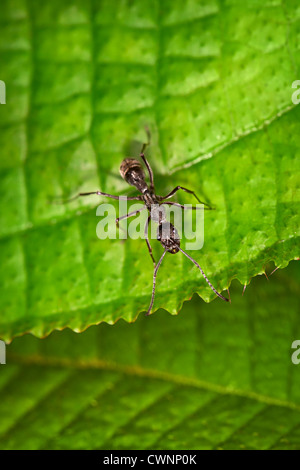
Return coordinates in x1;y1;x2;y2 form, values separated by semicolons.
178;247;229;302
146;248;167;315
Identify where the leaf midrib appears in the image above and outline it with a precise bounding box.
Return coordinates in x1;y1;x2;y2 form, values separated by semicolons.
9;353;300;412
169;102;297;174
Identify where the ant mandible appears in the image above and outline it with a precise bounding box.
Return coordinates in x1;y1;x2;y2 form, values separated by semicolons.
68;130;229;314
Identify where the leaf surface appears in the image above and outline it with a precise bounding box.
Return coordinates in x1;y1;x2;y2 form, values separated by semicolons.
0;0;299;340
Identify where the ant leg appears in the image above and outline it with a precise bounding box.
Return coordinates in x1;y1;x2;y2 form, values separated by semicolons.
178;247;229;302
53;191;142;204
144;215;156;267
270;266;279;276
146;249;167;316
158;186;212;209
116;207;146;234
161;202;212;211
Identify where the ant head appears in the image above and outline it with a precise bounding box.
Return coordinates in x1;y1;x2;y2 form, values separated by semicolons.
120;158;145;183
120;158;147;193
157;222;180;254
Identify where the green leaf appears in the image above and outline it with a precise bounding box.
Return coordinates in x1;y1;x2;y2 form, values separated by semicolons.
1;261;300;450
0;0;299;340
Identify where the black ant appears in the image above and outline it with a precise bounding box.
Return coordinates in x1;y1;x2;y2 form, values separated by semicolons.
65;132;229;314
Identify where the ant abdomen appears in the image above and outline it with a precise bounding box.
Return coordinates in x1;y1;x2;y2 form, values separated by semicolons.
157;222;180;254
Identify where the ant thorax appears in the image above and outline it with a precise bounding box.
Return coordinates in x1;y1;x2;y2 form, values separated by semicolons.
149;202;166;224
